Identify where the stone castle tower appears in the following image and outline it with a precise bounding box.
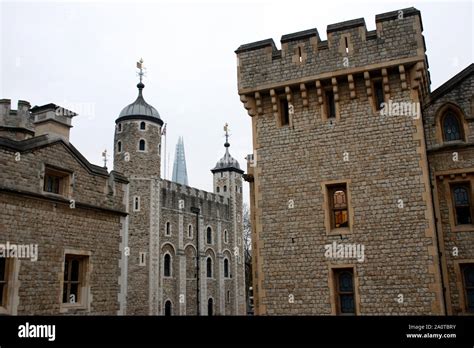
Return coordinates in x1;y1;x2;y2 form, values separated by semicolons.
237;7;445;315
114;76;164;314
211;124;245;313
113;63;246;315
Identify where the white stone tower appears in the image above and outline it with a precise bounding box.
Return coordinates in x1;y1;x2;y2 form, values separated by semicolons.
211;123;246;314
113;59;163;314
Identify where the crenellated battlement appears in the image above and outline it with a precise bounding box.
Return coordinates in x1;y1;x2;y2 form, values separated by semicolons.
161;179;228;204
236;7;429;103
0;99;35;139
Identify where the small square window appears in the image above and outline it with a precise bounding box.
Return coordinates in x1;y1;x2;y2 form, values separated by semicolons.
43;166;70;196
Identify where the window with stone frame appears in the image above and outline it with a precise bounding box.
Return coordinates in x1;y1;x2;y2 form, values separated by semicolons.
43;166;70;196
164;254;171;277
138;139;146;151
442;111;463;142
140;121;146;130
328;184;349;229
461;264;474;312
165;221;171;236
373;79;385;111
0;258;11;309
334;268;355;315
62;254;88;306
188;224;193;239
206;226;212;244
279;97;290;126
451;183;473;225
324;89;336;119
224;258;230;278
206;257;213;278
164;300;172;316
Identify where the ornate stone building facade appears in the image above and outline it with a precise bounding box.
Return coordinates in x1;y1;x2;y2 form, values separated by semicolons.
238;7;473;315
113;79;246;316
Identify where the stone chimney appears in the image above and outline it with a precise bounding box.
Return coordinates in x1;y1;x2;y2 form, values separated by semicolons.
30;103;77;142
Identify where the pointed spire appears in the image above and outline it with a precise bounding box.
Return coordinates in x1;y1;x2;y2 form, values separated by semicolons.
172;136;189;186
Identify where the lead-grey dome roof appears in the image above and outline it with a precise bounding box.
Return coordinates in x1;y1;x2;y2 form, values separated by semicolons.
116;82;163;125
211;140;243;174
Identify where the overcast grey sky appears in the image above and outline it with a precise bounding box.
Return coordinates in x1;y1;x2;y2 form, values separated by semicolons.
1;0;472;203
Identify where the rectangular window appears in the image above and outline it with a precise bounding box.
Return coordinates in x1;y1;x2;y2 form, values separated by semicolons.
461;264;474;312
334;268;355;315
451;183;473;225
373;80;384;111
0;258;9;308
43;167;70;195
279;97;289;126
62;254;88;306
328;184;349;229
139;252;147;267
325;90;336;119
133;196;140;212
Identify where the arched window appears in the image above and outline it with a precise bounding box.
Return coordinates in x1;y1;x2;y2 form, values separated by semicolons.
165;222;171;236
117;123;122;132
452;185;472;225
117;141;122;153
224;258;229;278
206;226;212;244
140;121;146;130
164;254;171;277
139;139;146;151
206;257;212;278
224;230;228;244
164;300;172;316
443;112;463;142
188;225;193;238
223;185;227;192
216;187;220;193
208;298;213;316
